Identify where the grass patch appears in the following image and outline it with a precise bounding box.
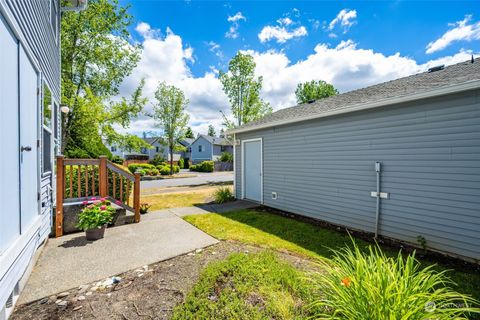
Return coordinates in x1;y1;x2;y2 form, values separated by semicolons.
140;186;233;211
184;209;480;301
172;251;318;319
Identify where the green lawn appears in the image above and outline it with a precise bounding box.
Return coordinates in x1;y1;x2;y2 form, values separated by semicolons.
172;252;319;319
184;209;480;301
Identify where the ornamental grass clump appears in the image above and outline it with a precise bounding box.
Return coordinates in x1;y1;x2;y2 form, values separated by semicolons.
213;187;234;204
77;198;115;231
311;241;479;319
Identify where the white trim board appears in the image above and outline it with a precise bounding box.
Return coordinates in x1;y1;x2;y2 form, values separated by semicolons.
240;138;263;204
228;80;480;134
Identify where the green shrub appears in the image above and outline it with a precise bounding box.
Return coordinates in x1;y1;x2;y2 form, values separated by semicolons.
146;168;159;176
178;158;185;169
111;156;124;165
190;161;214;172
159;166;171;175
213;187;234;204
128;163;155;174
149;154;166;166
311;240;479;319
219;151;233;163
136;169;146;176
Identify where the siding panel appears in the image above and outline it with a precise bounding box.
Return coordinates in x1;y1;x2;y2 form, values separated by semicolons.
235;90;480;260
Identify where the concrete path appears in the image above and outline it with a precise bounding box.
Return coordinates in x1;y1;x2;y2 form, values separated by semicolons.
141;171;233;189
18;211;218;304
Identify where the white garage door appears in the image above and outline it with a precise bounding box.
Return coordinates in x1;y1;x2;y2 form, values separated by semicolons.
243;139;262;203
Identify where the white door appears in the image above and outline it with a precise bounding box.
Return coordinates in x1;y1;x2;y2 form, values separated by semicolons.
19;46;39;232
0;15;20;254
243;139;262;202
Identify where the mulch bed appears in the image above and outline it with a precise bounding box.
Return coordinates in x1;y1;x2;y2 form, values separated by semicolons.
11;242;314;320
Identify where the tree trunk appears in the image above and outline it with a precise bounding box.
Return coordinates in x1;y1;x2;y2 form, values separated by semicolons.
169;145;174;175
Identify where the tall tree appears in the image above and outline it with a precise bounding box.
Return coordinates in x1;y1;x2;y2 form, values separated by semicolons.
185;127;195;139
207;125;216;137
219;128;225;138
61;0;150;157
295;80;338;104
219;52;272;128
152;82;190;175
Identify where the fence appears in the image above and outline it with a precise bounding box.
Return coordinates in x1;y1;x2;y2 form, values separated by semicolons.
55;155;140;237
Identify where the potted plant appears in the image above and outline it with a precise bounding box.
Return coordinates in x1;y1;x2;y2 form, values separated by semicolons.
77;198;115;240
140;203;151;214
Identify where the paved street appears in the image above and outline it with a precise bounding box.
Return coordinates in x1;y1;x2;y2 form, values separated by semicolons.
141;170;233;189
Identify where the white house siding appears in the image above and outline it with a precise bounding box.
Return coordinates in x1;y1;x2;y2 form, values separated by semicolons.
0;1;59;318
235;89;480;261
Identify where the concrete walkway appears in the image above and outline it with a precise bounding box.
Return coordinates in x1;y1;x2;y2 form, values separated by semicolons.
18;211;218;304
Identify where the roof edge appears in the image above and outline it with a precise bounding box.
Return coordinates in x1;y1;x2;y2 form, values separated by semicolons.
227;79;480;135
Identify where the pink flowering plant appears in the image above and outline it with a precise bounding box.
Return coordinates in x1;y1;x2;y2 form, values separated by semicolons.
76;197;115;231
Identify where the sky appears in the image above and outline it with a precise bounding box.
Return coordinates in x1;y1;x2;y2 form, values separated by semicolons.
115;0;480;136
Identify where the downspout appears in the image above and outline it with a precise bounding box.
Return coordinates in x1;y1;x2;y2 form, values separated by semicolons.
374;161;381;238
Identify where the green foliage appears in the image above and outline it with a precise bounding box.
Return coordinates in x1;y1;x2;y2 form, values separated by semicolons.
159;165;180;175
219;151;233;163
147;168;159;176
152;82;190;174
311;241;479;319
213;187;234;204
207;124;216;136
111;156;124;165
219;51;272;128
185;127;195;139
136;169;146;176
190;161;214;172
172;252;317;319
76;198;115;231
127;163;155;174
61;0;148;157
149;154;166;166
178;158;185;169
140;203;151;214
295;80;338;104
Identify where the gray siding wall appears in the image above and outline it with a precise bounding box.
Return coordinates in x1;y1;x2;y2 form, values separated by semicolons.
6;0;60;99
191;136;213;162
235;90;480;260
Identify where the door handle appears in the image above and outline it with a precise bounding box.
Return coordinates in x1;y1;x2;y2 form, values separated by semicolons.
21;146;32;152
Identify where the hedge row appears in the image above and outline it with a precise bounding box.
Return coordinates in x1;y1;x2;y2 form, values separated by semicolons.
190;161;214;172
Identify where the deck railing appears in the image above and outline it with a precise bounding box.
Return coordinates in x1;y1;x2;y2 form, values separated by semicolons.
55;155;140;237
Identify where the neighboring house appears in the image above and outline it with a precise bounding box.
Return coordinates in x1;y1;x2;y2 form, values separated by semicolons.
179;138;195;160
229;59;480;262
105;137;182;161
0;1;86;318
190;135;233;164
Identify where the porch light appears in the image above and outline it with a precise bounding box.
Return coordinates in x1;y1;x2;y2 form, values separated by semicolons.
60;105;70;113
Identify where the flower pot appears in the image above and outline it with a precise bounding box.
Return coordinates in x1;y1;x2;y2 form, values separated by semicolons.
85;225;106;241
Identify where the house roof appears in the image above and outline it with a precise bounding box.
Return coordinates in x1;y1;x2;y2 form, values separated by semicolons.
143;137;163;145
228;58;480;134
195;135;232;146
179;138;195;146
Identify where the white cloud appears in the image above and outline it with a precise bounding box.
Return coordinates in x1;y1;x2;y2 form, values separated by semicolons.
206;41;224;59
426;15;480;54
258;25;307;43
118;22;477;136
135;22;160;39
277;17;293;26
225;12;246;39
327;9;357;37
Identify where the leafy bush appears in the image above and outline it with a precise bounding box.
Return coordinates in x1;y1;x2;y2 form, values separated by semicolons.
136;169;146;176
146;168;159;176
76;198;115;231
159;166;171;175
178;158;185;169
128;163;155;174
159;165;180;175
149;154;166;166
213;187;234;204
219;151;233;163
190;161;214;172
111;155;124;165
140;203;151;214
311;240;479;319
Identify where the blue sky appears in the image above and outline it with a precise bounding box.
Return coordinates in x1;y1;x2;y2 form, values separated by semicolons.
116;0;480;135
